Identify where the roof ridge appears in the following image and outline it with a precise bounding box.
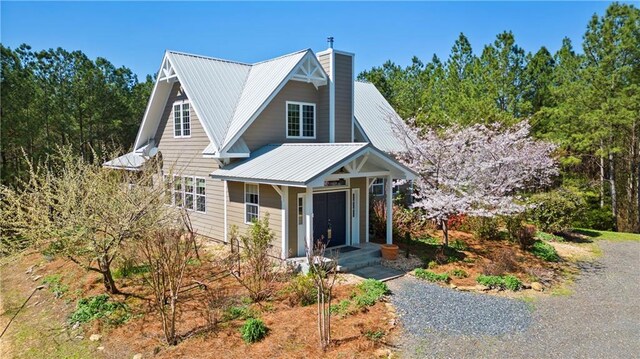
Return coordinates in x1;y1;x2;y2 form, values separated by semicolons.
274;143;367;146
251;48;310;65
167;50;252;66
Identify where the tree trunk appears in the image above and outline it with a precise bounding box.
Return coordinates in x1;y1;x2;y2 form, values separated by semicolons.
442;220;449;247
98;257;119;294
600;140;605;208
609;151;618;231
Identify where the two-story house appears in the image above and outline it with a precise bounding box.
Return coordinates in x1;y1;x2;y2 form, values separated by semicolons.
104;41;414;260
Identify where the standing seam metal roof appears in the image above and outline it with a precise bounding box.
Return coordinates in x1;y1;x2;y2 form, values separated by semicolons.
354;81;407;153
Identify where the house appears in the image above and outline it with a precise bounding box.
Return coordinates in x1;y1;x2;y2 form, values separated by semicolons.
104;40;415;260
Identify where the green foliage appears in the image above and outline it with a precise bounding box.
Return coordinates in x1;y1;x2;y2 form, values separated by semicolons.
535;231;563;242
283;273;317;306
240;318;268;343
414;269;449;282
427;260;438;269
329;299;352;316
449;269;469;278
450;239;468;251
223;305;256;321
69;294;129;325
364;329;385;342
353;279;390;308
530;240;560;262
573;207;615;231
476;274;522;291
468;217;500;240
527;189;584;233
42;274;68;298
417;236;440;245
113;264;150;279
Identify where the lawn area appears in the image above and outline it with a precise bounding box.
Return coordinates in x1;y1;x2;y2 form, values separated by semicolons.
573;229;640;242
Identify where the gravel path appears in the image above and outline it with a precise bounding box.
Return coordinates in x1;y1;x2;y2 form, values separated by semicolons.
388;240;640;358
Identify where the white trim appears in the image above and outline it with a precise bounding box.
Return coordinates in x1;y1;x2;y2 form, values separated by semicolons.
329;49;335;143
351;52;355;142
365;177;370;243
282;186;288;259
354;120;370;142
223;180;228;243
133;53;170;150
297;193;306;257
386;174;393;245
285;101;317;139
325;171;390;181
304;187;313;255
244;182;260;224
172;100;192;138
351;188;360;245
194;176;207;214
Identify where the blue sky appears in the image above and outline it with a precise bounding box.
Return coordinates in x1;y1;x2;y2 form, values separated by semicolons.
1;1;617;80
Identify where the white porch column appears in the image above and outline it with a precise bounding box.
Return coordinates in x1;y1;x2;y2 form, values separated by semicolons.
281;186;288;259
305;187;314;253
386;175;393;245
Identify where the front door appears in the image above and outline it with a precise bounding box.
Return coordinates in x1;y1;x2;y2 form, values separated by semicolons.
313;192;346;247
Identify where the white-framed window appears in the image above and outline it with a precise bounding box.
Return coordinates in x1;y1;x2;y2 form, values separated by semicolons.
184;176;194;210
163;175;173;205
392;183;400;196
173;101;191;138
173;175;183;207
244;183;259;224
297;197;304;225
370;178;384;196
165;175;206;213
286;101;315;138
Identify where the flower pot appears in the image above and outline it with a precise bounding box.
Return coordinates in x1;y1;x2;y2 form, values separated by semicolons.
381;244;399;260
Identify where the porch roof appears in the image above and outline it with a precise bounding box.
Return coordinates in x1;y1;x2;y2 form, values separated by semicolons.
102;151;146;171
209;143;416;187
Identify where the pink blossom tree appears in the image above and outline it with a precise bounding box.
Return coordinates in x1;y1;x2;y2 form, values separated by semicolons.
390;118;557;246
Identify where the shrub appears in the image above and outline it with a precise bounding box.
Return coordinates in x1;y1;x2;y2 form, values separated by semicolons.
42;274;68;298
476;275;522;291
450;239;468;251
240;318;268;343
113;264;150;279
468;217;500;240
329;299;352;316
449;269;468;278
530;240;560;262
418;235;439;245
223;305;255;321
446;214;468;231
236;214;277;302
353;279;390;308
481;248;519;276
364;329;385;342
414;268;449;282
69;294;129;325
284;273;317;306
574;206;615;231
527;189;584;233
427;260;438;269
371;202;428;241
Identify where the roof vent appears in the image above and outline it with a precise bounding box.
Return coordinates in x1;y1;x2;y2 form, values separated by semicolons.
327;36;334;49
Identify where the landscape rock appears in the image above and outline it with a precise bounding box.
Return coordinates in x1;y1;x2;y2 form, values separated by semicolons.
25;265;35;274
133;354;143;359
89;334;102;342
522;282;532;289
475;284;490;291
531;282;544;292
31;275;42;281
97;346;104;351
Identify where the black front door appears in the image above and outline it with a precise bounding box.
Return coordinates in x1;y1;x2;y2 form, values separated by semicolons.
313;192;346;247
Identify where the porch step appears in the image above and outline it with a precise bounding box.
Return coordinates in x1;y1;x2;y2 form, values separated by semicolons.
337;257;382;272
334;244;383;272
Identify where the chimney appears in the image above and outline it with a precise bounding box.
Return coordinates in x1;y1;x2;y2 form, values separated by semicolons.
327;36;334;49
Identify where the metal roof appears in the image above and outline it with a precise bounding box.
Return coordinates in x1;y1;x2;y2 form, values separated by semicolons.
210;143;368;186
102;152;146;171
163;49;310;155
354;81;407;153
210;143;416;187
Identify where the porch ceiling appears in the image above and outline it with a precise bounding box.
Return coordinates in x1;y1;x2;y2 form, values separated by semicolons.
209;143;416;187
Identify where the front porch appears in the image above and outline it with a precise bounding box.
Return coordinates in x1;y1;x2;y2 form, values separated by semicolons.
210;142;416;260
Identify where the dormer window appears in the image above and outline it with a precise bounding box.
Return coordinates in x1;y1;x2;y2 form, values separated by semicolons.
173;101;191;138
286;101;315;139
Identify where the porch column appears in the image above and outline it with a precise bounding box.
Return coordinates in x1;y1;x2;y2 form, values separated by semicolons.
305;187;314;253
281;186;288;260
386;175;393;245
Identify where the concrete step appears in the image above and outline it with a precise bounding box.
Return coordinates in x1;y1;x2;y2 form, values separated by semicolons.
337;256;382;272
331;246;382;262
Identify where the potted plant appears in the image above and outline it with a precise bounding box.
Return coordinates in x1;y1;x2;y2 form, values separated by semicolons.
381;244;399;260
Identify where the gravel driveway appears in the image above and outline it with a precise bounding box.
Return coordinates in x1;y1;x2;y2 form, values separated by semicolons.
387;240;640;358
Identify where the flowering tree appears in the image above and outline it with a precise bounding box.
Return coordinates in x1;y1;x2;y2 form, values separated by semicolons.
390;118;557;245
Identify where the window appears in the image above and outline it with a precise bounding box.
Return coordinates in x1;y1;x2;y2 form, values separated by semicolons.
173;101;190;138
163;175;173;205
286;102;315;138
184;177;194;210
297;197;304;225
370;178;384;196
195;178;206;213
245;183;259;223
173;175;183;207
392;183;400;196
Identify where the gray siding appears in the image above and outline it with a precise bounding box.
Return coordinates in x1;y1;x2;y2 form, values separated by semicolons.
227;181;283;256
155;82;224;241
334;53;353;142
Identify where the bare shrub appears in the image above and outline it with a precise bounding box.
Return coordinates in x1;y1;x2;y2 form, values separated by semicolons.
232;214;277;302
140;218;197;345
482;248;519;275
306;238;339;351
